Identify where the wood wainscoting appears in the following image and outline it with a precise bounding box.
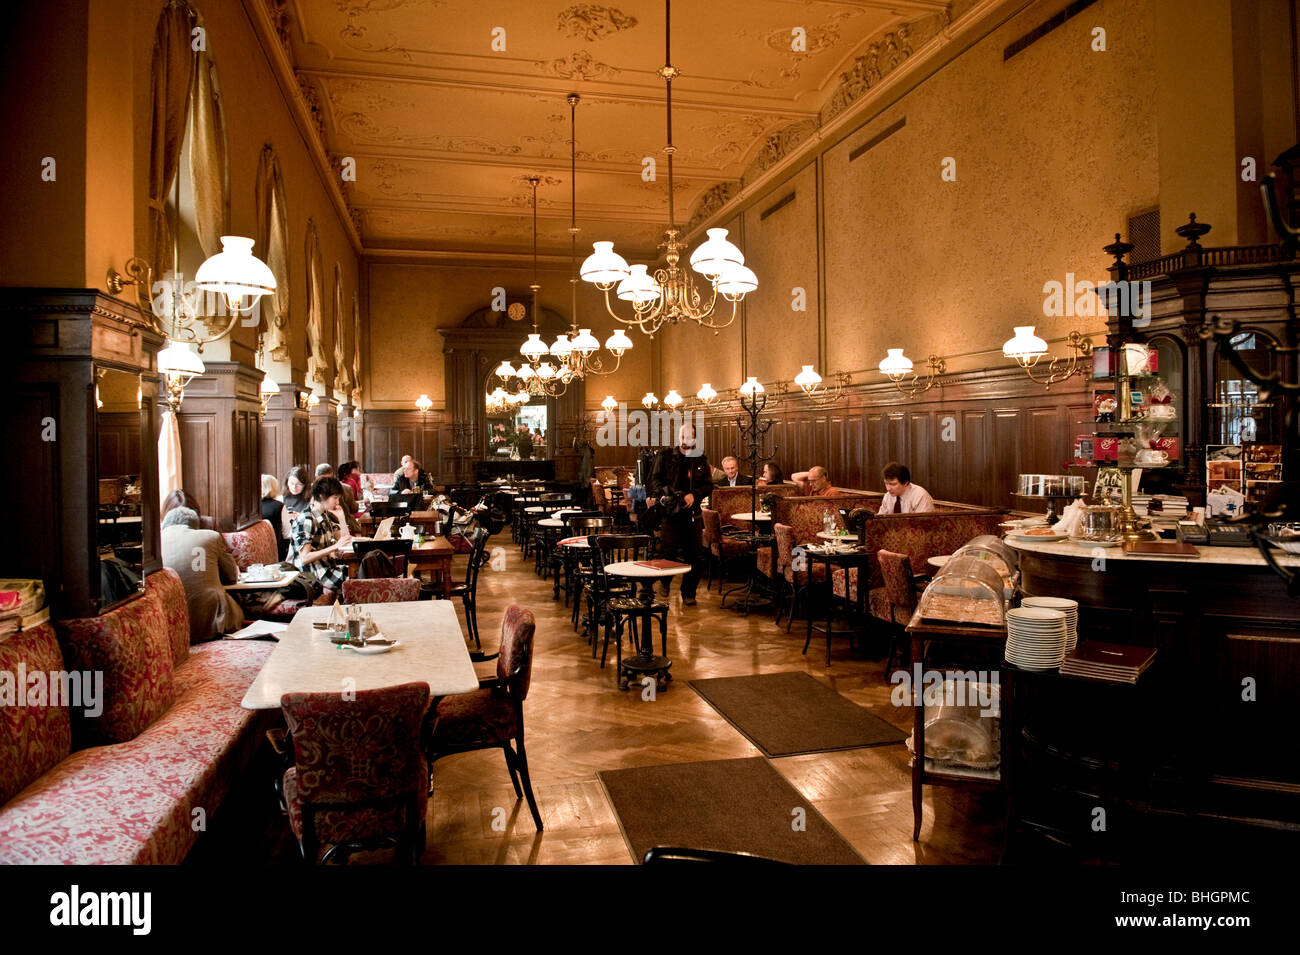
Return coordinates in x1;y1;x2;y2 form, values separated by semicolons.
690;366;1091;507
362;409;449;481
173;361;264;532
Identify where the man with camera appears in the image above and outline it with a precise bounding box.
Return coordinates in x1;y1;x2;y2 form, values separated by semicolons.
646;423;712;605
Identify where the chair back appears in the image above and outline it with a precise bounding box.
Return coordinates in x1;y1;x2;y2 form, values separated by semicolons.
569;516;613;534
561;510;602;525
497;604;537;701
354;539;414;577
281;682;430;852
342;577;421;604
223;519;279;570
590;533;651;590
774;522;795;579
877;549;919;615
700;507;722;550
541;492;572;503
462;526;491;589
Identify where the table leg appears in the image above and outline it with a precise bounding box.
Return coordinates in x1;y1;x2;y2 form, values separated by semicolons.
441;557;451;599
912;632;925;841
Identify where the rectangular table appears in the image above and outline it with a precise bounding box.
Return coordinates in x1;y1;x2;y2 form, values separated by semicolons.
240;600;479;709
224;569;299;592
340;537;455;598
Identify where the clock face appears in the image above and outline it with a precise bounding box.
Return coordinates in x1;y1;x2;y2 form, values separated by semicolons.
507;302;526;322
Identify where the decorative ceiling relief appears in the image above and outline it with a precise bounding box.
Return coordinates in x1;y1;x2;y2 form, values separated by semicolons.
263;0;293;55
332;0;436;60
687;183;739;231
741;118;818;185
296;74;328;143
822;11;948;124
556;4;638;42
547;50;621;81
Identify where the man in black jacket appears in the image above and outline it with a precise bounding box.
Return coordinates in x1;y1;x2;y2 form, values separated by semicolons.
647;423;712;605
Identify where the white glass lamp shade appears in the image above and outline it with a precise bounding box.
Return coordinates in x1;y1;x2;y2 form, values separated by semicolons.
536;362;557;380
158;341;205;377
494;360;517;380
549;334;572;359
616;264;662;306
689;228;744;279
580;241;630;288
604;329;634;356
601;394;618;412
793;365;822;392
489;387;508;401
642;392;658;408
715;262;758;300
1003;326;1048;361
414;394;433;413
878;348;914;379
520;333;548;361
511;388;530;404
571;328;600;355
696;382;717;403
516;363;535;381
259;373;280;398
739;376;765;395
194;236;275;308
664;389;683;409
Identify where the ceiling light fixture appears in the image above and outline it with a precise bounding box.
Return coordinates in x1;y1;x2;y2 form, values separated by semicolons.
579;0;757;337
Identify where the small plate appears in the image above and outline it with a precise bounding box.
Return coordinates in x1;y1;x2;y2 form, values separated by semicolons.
1010;532;1067;542
1073;538;1120;548
342;639;401;655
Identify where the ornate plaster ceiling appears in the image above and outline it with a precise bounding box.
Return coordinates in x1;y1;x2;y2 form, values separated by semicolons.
277;0;951;258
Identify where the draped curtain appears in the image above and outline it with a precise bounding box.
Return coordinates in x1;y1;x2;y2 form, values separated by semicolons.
187;48;228;259
146;2;199;310
332;264;347;392
158;410;183;510
351;293;362;402
255;146;291;361
305;221;326;386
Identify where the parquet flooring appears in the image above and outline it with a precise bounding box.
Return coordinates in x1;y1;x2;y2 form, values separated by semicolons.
422;540;1005;864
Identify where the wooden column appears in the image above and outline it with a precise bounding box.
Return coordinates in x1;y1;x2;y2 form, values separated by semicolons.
309;394;340;470
259;384;309;483
174;361;263;531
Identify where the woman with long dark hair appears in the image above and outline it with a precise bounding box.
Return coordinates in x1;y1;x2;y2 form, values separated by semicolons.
281;466;310;541
288;476;351;603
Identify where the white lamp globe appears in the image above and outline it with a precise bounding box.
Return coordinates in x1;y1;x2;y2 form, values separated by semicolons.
690;228;744;279
194;236;276;311
580;241;630;289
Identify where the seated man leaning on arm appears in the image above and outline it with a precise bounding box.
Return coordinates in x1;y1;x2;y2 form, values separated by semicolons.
878;461;935;514
791;466;838;497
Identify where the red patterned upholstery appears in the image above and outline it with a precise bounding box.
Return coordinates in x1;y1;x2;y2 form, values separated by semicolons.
0;639;275;864
341;578;420;604
771;495;878;544
281;682;429;857
147;568;192;668
756;545;774;578
710;484;798;527
429;686;519;747
831;566;859;602
858;511;1008;590
776;523;827;585
0;623;72;807
830;567;891;620
222;520;279;571
54;591;175;747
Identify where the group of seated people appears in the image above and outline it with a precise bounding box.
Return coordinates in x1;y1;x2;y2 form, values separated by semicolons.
712;458;934;514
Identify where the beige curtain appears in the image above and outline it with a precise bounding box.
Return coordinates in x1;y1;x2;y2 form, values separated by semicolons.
332;265;347;391
158;410;182;511
255;146;290;360
306;221;326;385
187;49;228;258
147;2;199;293
351;293;362;402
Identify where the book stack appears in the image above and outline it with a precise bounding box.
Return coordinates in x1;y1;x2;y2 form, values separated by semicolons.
1060;641;1157;684
0;579;48;638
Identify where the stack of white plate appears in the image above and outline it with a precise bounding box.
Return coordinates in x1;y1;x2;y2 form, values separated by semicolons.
1004;607;1068;670
1021;596;1079;653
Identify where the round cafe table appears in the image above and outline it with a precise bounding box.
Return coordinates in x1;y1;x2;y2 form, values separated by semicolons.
538;518;566;528
927;555;951;572
817;531;858;542
601;560;690;691
730;511;772;525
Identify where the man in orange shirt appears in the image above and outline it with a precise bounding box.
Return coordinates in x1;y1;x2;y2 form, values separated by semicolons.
791;466;837;497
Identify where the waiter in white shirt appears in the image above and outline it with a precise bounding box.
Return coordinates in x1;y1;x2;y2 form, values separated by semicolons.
878;462;935;514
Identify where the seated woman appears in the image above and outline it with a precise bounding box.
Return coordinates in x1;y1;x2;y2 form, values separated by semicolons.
757;462;785;486
281;466;310;542
289;476;351;603
161;506;245;642
261;474;288;560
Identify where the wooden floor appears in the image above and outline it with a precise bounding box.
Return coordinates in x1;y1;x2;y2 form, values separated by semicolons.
418;538;1005;865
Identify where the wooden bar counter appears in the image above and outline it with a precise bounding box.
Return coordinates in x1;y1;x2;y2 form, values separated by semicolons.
1007;538;1300;830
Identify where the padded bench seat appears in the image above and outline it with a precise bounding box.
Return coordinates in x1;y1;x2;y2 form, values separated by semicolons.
0;569;275;864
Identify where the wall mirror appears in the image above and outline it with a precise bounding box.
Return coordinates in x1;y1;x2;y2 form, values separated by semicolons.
95;366;147;608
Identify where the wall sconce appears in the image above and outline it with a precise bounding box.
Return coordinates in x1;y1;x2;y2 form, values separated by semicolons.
696;383;718;405
793;364;851;405
157;341;205;411
739;376;764;397
258;372;280;419
601;394;618;412
642;392;659;409
1003;326;1092;388
414;394;433;414
878;349;945;398
663;389;683;410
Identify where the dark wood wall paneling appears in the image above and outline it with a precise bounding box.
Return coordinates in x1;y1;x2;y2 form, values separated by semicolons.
362;410;447;478
258;388;310;485
308;398;341;473
174;361;265;532
689;369;1091;508
97;412;142;477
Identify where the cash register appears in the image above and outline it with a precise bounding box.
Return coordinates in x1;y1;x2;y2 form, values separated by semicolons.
1177;519;1253;546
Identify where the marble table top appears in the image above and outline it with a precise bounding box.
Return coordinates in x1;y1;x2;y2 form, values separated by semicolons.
731;512;773;522
240;600;479;709
1008;536;1300;567
224;569;299;591
603;560;691;578
539;518;566;528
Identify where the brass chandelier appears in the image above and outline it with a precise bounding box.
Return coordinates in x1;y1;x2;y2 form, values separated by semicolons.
578;0;757;337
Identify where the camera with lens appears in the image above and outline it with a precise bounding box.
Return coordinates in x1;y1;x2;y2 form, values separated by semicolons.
657;492;688;518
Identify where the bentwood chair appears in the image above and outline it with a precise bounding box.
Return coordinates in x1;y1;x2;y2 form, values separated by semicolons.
558;515;613;611
425;605;543;830
589;534;667;674
448;527;491;649
280;682;430;864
